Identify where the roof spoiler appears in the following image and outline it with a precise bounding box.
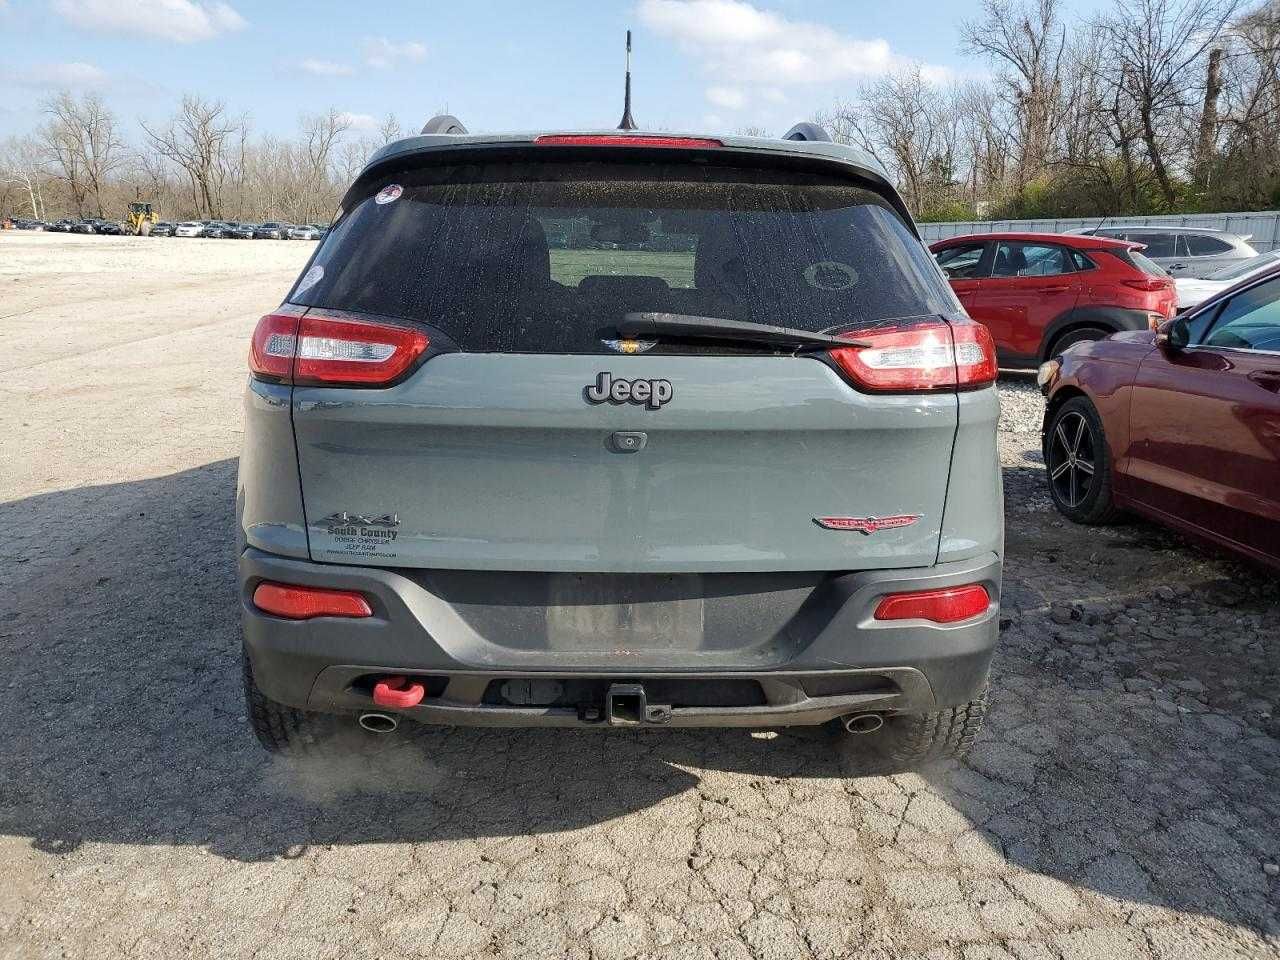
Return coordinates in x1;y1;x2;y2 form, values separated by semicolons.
782;122;831;143
420;114;468;135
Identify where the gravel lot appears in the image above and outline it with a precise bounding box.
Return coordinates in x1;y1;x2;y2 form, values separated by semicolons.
1;231;1277;960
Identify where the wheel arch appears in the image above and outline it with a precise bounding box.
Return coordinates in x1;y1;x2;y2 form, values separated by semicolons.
1038;305;1152;361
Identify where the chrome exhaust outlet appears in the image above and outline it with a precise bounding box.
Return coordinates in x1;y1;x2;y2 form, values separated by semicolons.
841;713;884;735
358;712;399;734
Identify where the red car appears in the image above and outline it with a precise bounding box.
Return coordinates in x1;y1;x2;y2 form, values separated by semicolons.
1039;261;1280;569
930;232;1176;368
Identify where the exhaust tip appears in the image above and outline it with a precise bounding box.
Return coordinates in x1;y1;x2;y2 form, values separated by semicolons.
358;712;399;734
841;713;884;735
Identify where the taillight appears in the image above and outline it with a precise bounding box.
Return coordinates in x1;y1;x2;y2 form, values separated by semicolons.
874;584;991;624
534;134;723;148
827;319;997;392
249;311;300;381
248;312;429;387
1122;278;1169;292
252;581;373;619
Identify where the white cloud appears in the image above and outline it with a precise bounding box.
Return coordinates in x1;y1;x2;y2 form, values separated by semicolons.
361;36;426;69
638;0;947;109
51;0;246;43
705;85;745;109
301;58;354;77
337;111;377;131
7;60;109;89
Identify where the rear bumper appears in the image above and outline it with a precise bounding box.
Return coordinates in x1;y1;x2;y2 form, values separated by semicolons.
240;549;1001;728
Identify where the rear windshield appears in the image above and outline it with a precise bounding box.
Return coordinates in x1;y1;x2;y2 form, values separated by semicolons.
1106;248;1168;277
290;160;957;353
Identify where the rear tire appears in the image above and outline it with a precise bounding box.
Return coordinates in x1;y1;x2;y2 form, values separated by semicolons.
242;651;339;755
1044;396;1121;524
849;691;989;770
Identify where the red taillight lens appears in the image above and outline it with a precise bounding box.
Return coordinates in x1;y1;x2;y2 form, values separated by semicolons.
534;134;723;148
952;321;999;387
294;314;429;386
248;312;429;387
827;319;997;392
252;582;373;619
249;311;301;381
1122;277;1169;292
874;585;991;624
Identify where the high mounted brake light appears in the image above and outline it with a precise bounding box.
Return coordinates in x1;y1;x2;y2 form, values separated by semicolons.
826;319;997;392
534;134;723;148
249;312;429;387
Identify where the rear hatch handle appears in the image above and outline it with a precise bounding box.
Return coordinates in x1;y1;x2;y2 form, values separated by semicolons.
619;312;870;350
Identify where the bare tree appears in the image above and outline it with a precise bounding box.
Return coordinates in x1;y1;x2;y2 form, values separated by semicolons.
961;0;1067;196
0;135;49;218
377;113;403;146
40;92;125;217
141;95;248;218
292;109;351;221
832;67;960;217
1095;0;1242;207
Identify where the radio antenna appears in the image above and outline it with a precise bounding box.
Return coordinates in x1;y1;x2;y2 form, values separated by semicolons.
618;30;637;130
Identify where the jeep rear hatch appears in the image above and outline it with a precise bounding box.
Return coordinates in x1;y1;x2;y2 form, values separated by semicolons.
272;156;990;572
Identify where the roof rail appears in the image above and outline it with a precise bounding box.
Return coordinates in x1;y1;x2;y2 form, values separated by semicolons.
782;122;831;143
420;114;468;135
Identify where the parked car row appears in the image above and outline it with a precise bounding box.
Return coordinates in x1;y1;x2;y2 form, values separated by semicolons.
162;220;326;239
930;225;1273;368
10;217;128;234
927;224;1279;571
2;216;326;239
1039;257;1280;570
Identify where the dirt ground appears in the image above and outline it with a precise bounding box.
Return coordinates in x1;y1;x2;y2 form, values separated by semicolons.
1;230;1277;960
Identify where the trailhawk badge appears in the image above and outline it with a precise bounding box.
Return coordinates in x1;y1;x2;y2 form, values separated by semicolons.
584;372;673;410
814;515;920;535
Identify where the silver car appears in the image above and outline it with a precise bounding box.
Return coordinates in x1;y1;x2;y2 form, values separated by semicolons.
237;118;1004;765
1078;226;1257;278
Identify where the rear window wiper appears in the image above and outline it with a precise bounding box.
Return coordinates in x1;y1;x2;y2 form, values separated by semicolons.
619;313;870;350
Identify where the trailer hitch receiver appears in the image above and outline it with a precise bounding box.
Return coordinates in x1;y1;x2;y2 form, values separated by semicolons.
605;682;671;726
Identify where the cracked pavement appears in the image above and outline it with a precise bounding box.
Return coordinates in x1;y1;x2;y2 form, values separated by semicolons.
1;233;1277;959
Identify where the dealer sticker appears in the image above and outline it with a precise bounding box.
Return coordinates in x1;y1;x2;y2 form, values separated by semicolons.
375;184;403;205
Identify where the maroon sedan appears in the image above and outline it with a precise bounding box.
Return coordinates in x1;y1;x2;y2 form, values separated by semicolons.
1039;260;1280;569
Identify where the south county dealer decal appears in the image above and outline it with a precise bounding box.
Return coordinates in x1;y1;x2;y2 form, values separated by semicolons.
319;511;400;559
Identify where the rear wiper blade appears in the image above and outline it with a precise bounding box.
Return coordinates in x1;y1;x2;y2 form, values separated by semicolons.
619;312;869;350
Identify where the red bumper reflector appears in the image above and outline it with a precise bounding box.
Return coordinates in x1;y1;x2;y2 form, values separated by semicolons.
874;585;991;624
372;675;427;709
252;582;373;620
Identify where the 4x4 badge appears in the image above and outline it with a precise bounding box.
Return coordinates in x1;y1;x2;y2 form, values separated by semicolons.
585;372;673;410
321;512;400;529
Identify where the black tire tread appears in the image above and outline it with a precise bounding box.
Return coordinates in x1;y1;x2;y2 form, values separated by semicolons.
1047;396;1122;525
242;652;337;755
874;689;989;768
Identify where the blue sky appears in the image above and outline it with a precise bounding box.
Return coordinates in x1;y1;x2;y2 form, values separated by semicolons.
0;0;1111;142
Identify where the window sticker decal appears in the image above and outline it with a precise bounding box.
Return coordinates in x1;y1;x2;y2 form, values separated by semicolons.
295;264;324;294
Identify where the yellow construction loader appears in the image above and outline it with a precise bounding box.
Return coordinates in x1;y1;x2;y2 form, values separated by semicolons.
126;201;159;236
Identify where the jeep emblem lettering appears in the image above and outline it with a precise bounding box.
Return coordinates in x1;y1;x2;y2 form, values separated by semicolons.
585;372;673;410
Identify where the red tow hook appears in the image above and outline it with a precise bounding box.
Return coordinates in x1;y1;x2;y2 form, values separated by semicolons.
371;675;426;709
